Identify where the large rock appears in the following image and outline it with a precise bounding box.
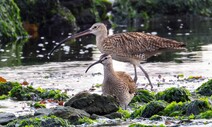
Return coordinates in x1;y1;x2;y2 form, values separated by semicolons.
0;112;16;125
50;106;90;124
65;91;119;115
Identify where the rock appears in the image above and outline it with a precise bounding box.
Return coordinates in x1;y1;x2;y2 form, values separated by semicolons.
155;87;190;103
0;112;16;125
183;100;211;116
6;115;69;127
131;101;166;118
34;108;53;116
65;92;119;115
196;79;212;96
50;106;90;124
130;89;155;103
104;112;122;119
0;0;28;41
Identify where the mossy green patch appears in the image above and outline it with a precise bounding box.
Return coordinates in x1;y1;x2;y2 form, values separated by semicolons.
117;107;131;119
78;117;96;125
0;0;28;40
0;94;8;100
155;87;190;103
33;102;46;108
131;89;155;103
6;115;70;127
196;79;212;96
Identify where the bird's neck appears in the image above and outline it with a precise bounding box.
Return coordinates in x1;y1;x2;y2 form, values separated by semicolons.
103;63;117;80
96;30;108;52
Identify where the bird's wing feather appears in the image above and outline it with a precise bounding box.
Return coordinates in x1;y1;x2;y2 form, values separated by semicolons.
103;32;185;59
116;71;136;94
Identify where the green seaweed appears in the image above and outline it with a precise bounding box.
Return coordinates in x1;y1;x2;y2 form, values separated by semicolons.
155;87;190;103
117;107;131;119
131;89;155;103
0;82;21;96
131;101;167;118
0;0;28;40
78;117;96;125
0;94;8;100
6;115;69;127
33;102;46;108
196;79;212;96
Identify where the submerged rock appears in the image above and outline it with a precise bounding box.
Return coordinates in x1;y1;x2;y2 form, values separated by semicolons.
155;87;190;103
196;79;212;96
50;106;90;124
0;112;16;125
65;92;119;115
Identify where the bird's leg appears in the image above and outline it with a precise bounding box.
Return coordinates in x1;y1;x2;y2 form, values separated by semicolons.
138;65;153;90
133;64;138;82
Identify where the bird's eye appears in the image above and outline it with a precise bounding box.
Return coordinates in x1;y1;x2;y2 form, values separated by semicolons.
93;26;97;29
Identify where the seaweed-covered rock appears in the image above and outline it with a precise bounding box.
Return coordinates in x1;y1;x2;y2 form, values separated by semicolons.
9;85;38;100
155;87;190;103
6;115;69;127
0;0;28;41
0;112;16;125
131;101;166;118
65;92;119;115
0;82;21;96
50;106;90;124
196;79;212;96
130;89;155;103
162;99;211;117
9;85;68;101
183;99;211;116
161;101;185;117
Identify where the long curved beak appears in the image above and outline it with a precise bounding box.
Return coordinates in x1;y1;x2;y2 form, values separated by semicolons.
85;60;102;73
48;29;91;58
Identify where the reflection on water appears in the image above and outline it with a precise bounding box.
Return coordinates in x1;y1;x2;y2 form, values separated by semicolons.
0;15;211;66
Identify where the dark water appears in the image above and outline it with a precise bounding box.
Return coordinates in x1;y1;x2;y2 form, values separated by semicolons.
0;15;211;67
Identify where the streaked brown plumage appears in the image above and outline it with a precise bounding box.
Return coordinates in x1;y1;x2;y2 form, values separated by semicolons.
85;54;136;109
49;23;186;90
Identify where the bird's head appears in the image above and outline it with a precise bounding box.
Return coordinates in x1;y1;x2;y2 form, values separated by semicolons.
85;54;112;73
89;23;107;35
48;23;107;58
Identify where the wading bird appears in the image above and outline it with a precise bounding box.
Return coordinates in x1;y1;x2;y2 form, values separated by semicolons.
85;54;136;109
49;23;186;90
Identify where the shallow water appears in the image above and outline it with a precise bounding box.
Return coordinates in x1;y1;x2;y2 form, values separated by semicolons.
0;15;212;126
